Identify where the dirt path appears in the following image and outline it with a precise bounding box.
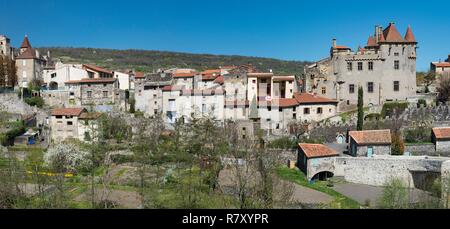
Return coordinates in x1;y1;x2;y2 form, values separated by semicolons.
290;183;333;204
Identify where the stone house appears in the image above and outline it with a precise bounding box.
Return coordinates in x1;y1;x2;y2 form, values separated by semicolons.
348;129;392;157
15;36;52;88
43;62;87;90
430;55;450;81
135;72;173;117
65;78;119;106
432;127;450;152
304;22;417;110
297;143;339;181
0;35;13;58
50;107;101;142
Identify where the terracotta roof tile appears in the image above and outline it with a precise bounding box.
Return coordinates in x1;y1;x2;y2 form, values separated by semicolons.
382;23;405;43
20;36;32;49
366;35;378;47
299;143;339;158
16;48;38;59
404;25;416;42
134;72;145;78
65;78;116;84
51;108;85;116
82;64;113;75
173;73;196;78
293;93;338;104
349;129;391;145
247;72;274;77
432;127;450;140
335;45;351;50
432;62;450;68
214;76;224;84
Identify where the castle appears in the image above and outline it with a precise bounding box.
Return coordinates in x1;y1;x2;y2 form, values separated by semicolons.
304;22;417;110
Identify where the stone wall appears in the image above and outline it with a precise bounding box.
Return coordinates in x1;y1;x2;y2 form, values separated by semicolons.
334;156;447;187
441;160;450;201
307;157;336;180
405;143;436;155
0;93;36;116
436;141;450;154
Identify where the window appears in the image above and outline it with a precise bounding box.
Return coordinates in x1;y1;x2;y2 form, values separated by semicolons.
67;121;73;126
87;91;92;98
304;108;310;114
268;106;271;111
394;52;399;56
69;92;75;96
293;106;296;112
103;84;107;87
310;74;315;80
56;115;62;119
23;71;27;79
347;62;353;71
51;73;57;78
317;107;323;114
349;84;355;94
368;62;373;71
393;81;400;91
357;62;363;71
252;79;256;84
153;94;157;98
279;108;282;112
394;60;400;70
202;104;207;113
293;113;297;119
321;87;326;94
367;82;374;93
103;91;108;98
22;60;26;66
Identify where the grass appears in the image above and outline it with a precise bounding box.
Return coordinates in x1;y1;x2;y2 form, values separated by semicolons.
276;166;360;209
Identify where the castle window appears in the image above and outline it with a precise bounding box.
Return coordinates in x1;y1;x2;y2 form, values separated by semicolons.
317;107;323;114
87;91;92;98
349;84;355;94
394;52;399;56
367;82;374;93
103;91;108;98
357;62;363;71
368;62;374;71
394;60;400;70
393;81;400;91
321;87;326;94
347;62;353;71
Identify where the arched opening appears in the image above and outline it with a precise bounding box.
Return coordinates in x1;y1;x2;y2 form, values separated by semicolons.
49;81;58;90
311;171;334;181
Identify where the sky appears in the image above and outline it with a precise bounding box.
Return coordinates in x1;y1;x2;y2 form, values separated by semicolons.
1;0;450;71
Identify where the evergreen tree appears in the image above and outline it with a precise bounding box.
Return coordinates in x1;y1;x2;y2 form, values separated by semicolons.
357;86;364;131
0;56;5;88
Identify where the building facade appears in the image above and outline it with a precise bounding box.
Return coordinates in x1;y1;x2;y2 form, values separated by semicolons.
50;108;101;142
348;129;392;157
304;23;417;110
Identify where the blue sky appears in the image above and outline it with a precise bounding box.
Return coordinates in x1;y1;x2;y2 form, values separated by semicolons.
1;0;450;71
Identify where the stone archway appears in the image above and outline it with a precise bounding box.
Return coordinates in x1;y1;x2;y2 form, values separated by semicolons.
311;171;334;181
49;81;58;90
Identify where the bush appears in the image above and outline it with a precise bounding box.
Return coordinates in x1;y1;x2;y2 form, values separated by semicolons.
417;99;427;108
25;97;45;108
378;178;408;209
267;137;297;149
381;102;408;118
404;126;432;143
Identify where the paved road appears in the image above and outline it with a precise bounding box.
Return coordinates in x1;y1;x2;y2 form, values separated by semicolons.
290;183;333;205
332;183;432;207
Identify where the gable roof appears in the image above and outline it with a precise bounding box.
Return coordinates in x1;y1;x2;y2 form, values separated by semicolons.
293;93;338;104
134;72;145;78
382;23;405;43
82;64;113;75
366;35;378;47
432;127;450;140
299;143;339;158
349;129;391;145
432;62;450;68
51;108;85;116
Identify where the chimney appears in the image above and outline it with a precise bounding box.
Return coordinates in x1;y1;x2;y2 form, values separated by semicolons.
332;39;337;48
374;25;379;43
35;50;39;58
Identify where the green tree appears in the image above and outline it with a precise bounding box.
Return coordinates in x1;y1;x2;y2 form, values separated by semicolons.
437;76;450;104
357;86;364;131
378;178;409;209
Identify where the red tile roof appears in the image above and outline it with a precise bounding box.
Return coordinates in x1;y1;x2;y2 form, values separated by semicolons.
293;93;338;104
51;108;85;116
382;23;405;43
214;76;224;84
366;35;378;47
82;64;113;75
20;36;32;49
173;73;196;78
335;45;351;50
432;127;450;140
433;62;450;68
349;129;391;145
202;69;221;75
404;25;416;42
65;78;117;84
299;143;339;158
16;48;38;59
258;98;299;108
247;72;274;77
